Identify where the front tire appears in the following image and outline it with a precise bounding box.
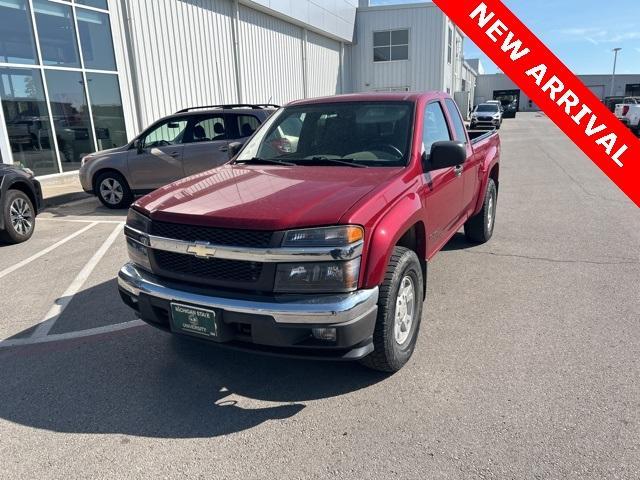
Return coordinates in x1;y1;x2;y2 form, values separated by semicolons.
0;190;35;244
360;247;424;373
95;171;133;209
464;178;497;244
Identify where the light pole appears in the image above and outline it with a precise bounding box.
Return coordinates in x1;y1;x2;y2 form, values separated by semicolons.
610;48;622;97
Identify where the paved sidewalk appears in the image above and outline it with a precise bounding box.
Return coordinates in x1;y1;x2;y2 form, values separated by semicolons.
39;173;91;208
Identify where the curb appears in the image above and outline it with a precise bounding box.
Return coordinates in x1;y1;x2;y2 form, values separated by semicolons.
42;192;92;209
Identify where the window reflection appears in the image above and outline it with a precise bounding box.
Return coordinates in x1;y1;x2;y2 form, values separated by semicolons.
0;0;38;64
76;0;108;10
77;9;116;71
86;73;127;149
45;70;95;171
0;67;59;175
33;0;80;67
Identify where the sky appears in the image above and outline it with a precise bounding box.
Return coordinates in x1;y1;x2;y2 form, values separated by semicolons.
368;0;640;75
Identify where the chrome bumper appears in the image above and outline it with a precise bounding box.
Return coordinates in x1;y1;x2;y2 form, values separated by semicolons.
118;263;379;325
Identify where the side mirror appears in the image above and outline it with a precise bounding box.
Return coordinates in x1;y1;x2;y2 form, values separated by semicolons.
133;138;144;154
228;141;244;159
424;141;466;171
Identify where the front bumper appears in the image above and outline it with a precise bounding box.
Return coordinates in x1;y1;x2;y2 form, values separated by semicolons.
118;263;379;360
78;164;93;193
471;117;500;127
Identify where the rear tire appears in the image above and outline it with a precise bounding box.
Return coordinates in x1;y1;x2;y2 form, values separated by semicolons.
464;178;497;244
0;190;35;244
360;247;424;373
95;171;133;209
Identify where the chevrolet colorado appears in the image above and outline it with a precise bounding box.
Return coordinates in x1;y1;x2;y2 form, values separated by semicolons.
118;92;501;372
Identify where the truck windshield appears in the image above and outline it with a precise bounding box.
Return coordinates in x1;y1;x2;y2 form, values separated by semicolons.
236;102;414;167
476;104;499;112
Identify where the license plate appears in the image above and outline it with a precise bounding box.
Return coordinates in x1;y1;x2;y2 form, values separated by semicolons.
170;303;219;339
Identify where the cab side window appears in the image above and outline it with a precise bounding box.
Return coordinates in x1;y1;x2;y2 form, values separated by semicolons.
423;102;451;155
444;99;467;144
142;118;188;148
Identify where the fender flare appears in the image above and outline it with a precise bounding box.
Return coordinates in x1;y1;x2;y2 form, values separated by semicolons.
362;192;426;289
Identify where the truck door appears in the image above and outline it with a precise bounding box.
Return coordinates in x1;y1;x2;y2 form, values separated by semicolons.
419;101;464;251
444;98;480;217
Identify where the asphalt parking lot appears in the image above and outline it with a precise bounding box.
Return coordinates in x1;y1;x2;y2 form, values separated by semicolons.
0;112;638;479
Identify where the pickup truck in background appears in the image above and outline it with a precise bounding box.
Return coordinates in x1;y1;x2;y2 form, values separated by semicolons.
615;98;640;135
118;92;501;372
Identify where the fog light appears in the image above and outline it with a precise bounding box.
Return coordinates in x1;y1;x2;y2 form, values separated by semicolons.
312;327;336;342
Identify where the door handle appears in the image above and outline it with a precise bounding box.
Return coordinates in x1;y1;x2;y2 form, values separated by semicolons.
219;146;228;152
454;165;463;177
169;151;180;158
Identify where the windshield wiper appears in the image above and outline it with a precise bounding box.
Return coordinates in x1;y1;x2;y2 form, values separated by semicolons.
235;157;296;166
305;157;368;168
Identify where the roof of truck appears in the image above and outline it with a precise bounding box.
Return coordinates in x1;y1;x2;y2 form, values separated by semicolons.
286;91;449;106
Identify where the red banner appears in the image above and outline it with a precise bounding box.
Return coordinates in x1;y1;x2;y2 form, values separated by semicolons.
434;0;640;207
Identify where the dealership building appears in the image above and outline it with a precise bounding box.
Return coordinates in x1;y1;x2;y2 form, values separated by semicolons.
475;73;640;112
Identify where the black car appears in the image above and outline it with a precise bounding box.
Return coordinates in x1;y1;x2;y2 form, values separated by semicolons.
0;164;43;244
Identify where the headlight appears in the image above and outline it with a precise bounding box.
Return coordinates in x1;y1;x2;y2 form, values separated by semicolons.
274;258;360;293
276;225;364;292
282;225;363;247
125;208;152;271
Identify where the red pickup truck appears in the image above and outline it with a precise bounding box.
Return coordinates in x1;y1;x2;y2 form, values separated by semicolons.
118;92;500;372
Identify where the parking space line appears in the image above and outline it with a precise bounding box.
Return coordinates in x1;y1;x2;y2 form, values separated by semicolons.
31;222;125;339
0;222;99;280
0;319;145;348
38;218;125;224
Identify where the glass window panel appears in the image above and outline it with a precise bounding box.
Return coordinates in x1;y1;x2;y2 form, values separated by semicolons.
142;119;188;148
373;31;390;47
444;99;467;144
76;9;116;70
86;72;127;150
373;47;390;62
33;0;80;67
45;69;95;171
76;0;108;9
423;102;451;155
0;0;38;64
390;45;408;61
235;114;259;138
185;115;225;143
391;29;408;45
0;67;59;175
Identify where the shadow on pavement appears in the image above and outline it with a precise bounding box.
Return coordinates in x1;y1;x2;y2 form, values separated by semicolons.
0;293;388;438
441;232;476;251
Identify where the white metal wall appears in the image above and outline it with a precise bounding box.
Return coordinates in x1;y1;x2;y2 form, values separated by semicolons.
121;0;238;130
115;0;350;133
351;4;446;93
307;31;342;98
237;5;304;105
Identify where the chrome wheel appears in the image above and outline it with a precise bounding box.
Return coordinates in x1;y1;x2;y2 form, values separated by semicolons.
9;197;33;236
99;177;124;205
394;275;415;345
487;190;495;233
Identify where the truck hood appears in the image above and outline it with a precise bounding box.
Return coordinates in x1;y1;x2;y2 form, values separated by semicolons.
135;164;402;230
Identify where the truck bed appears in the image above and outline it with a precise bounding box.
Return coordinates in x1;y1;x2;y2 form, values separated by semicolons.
468;129;498;145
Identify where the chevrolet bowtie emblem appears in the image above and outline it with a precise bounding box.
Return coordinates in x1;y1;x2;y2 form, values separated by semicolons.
186;242;217;258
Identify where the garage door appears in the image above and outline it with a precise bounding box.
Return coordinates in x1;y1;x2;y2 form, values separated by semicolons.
586;85;605;100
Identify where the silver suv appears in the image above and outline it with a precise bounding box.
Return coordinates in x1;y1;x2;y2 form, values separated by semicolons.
79;104;277;208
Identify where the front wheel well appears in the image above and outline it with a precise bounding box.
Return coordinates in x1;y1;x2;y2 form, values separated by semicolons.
395;222;427;296
8;181;38;214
